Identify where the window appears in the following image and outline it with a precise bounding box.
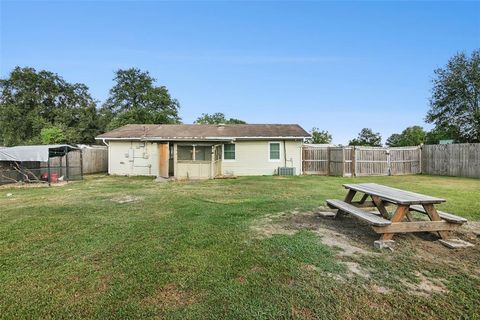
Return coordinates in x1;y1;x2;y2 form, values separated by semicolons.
178;146;193;160
224;144;235;160
195;146;211;161
269;143;280;160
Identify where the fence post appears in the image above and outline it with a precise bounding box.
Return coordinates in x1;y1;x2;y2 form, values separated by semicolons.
351;146;356;177
386;148;391;176
327;147;331;176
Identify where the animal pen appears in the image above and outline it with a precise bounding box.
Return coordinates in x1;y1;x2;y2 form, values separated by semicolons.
302;145;422;176
0;145;83;185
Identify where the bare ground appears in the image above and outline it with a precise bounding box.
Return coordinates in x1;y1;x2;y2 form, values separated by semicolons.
251;207;480;296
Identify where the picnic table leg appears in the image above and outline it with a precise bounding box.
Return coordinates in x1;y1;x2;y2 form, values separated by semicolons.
371;195;390;219
336;190;357;218
422;204;450;239
380;205;409;241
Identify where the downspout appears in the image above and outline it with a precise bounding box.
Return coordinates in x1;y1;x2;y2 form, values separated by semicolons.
102;138;109;147
283;139;287;167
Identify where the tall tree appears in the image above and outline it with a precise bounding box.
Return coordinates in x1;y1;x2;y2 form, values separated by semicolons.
0;67;100;146
349;128;382;147
306;128;332;144
426;50;480;143
101;68;181;130
386;126;426;147
194;112;246;124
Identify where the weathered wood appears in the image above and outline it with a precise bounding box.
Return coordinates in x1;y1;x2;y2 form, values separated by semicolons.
422;143;480;179
372;221;459;233
409;205;467;224
326;199;392;226
371;195;390;219
158;143;169;178
422;204;450;239
380;205;409;240
302;145;421;177
344;183;445;205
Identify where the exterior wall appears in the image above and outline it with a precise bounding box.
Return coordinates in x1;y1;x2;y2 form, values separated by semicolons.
107;141;159;176
176;161;211;179
106;139;303;178
221;140;303;176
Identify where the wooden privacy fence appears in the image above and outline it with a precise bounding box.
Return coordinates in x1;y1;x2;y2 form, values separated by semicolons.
422;143;480;179
302;145;422;177
81;147;108;174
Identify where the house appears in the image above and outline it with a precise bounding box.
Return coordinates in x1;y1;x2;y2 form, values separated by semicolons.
96;124;310;179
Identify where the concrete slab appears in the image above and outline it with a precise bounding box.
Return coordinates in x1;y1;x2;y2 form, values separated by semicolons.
317;211;336;218
374;240;396;251
439;239;474;249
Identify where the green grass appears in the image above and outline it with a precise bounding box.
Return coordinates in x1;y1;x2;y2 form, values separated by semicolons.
0;174;479;319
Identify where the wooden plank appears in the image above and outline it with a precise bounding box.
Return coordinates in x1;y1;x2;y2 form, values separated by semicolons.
372;221;459;233
344;183;445;204
380;205;409;240
158;143;169;178
326;199;391;226
409;205;467;224
422;204;450;239
371;195;390;219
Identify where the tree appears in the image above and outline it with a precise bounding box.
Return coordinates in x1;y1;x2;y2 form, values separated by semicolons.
100;68;181;130
349;128;382;147
194;112;246;124
0;67;100;146
426;50;480;143
40;127;65;144
386;126;426;147
306;128;332;144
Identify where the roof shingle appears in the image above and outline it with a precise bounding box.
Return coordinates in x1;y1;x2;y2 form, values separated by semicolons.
96;124;309;140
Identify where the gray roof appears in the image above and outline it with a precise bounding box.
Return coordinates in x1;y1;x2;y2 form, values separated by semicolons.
0;144;78;162
96;124;310;141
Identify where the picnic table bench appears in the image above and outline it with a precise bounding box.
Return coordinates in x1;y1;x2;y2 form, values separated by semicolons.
326;183;467;242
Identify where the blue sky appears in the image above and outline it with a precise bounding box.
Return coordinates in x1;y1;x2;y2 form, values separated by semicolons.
1;1;479;144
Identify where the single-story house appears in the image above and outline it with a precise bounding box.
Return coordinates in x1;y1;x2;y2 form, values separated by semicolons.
96;124;310;179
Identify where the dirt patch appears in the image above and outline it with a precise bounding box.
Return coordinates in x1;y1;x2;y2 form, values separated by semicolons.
141;283;197;309
110;195;143;204
1;181;70;189
372;284;391;294
401;271;447;297
291;306;315;320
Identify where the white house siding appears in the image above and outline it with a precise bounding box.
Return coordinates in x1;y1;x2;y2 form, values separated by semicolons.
221;140;302;176
107;141;159;176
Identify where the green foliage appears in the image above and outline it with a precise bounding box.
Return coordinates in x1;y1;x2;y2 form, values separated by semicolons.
425;126;459;144
100;68;181;130
0;66;100;146
426;50;480;143
386;126;426;147
348;128;382;146
194;112;246;124
306;128;332;144
40;126;66;144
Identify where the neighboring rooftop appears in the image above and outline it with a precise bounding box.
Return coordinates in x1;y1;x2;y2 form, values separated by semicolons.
96;124;310;141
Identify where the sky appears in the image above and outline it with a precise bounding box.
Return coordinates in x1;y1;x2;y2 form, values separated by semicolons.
1;1;479;144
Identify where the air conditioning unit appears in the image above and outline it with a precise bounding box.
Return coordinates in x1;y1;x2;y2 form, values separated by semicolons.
278;167;295;176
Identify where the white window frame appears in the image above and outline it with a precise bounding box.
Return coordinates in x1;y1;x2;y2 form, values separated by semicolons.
223;143;236;162
268;142;281;162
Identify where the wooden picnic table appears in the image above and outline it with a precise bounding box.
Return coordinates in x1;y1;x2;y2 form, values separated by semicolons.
326;183;467;242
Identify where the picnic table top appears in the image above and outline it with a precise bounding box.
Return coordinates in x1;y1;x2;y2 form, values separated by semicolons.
343;183;446;205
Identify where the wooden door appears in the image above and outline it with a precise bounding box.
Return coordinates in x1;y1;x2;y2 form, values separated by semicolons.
158;143;169;178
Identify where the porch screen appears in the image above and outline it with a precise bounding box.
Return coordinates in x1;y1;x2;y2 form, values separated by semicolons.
195;146;211;161
178;146;193;160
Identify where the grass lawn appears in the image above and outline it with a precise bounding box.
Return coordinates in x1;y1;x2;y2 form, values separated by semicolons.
1;174;479;319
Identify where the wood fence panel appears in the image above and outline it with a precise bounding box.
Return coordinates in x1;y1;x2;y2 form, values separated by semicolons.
302;145;422;177
81;147;108;174
302;146;329;175
355;147;389;176
329;147;345;176
422;143;480;179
